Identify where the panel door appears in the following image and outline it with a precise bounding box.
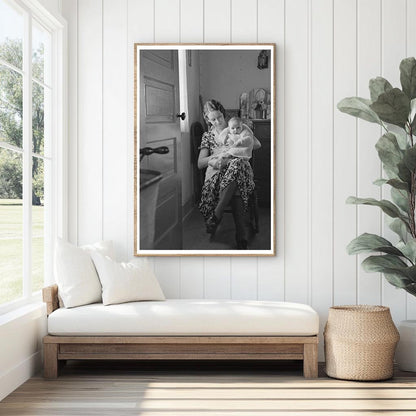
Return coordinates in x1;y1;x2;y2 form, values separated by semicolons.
139;49;182;249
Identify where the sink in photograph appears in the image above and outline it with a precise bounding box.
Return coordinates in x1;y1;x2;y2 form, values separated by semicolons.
140;169;162;190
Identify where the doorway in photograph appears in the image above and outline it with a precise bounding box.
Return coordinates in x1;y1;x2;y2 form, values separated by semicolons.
134;44;275;256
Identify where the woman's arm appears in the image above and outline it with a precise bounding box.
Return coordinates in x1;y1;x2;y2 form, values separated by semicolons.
198;147;211;169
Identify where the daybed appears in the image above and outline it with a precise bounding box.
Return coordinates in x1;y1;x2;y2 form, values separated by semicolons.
42;285;320;379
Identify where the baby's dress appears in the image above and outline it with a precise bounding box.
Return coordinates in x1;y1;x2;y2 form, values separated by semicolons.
217;125;254;160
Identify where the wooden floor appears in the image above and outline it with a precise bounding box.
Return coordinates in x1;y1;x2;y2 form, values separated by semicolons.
1;360;416;415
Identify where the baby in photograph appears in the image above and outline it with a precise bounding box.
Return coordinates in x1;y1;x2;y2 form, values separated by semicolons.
205;117;254;181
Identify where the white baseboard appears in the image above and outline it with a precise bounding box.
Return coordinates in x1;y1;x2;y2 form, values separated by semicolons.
0;351;42;401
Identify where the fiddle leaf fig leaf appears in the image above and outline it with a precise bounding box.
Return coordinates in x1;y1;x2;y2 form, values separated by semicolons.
369;77;393;102
403;146;416;172
375;132;404;173
387;179;410;191
346;196;405;219
410;98;416;124
411;100;416;132
404;283;416;296
397;240;416;264
384;166;400;180
370;88;410;128
362;254;408;272
372;178;409;191
347;233;403;256
394;130;409;150
389;179;410;190
383;271;412;288
400;57;416;100
373;178;388;186
389;217;410;241
361;255;416;287
397;161;412;185
402;265;416;282
391;187;409;214
337;97;382;125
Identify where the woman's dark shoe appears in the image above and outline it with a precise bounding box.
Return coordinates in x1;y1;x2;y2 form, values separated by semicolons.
206;214;221;234
236;235;248;249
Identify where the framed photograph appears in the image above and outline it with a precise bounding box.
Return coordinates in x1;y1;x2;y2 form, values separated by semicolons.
134;44;275;256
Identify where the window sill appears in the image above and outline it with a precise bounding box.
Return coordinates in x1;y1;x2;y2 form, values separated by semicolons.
0;300;45;327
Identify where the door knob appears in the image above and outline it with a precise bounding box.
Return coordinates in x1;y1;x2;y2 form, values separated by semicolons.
176;112;186;120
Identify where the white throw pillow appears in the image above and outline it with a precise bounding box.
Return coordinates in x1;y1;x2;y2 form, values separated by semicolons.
54;239;114;308
81;240;115;259
90;252;165;306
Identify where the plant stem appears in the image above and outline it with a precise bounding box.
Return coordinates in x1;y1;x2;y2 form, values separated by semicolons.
409;123;416;238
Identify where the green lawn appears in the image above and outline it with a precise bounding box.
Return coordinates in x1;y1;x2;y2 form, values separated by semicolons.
0;199;44;305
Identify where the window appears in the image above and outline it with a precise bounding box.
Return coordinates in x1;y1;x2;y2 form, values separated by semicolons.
0;0;65;312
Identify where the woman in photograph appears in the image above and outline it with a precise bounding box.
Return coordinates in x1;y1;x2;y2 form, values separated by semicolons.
198;99;257;249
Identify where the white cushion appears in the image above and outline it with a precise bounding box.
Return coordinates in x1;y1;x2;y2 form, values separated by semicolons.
90;253;165;306
81;240;115;259
47;299;319;336
54;239;114;308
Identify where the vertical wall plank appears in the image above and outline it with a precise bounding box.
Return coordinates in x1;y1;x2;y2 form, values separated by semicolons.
229;0;258;299
204;0;231;42
333;0;357;305
179;0;205;298
127;0;154;260
230;0;257;42
203;0;232;299
77;0;103;245
407;0;416;319
381;0;407;322
155;0;180;42
231;258;258;299
103;0;128;260
152;0;182;297
180;258;204;298
180;0;203;43
284;0;309;303
310;0;333;359
61;0;78;245
407;0;416;58
257;0;285;301
204;258;231;298
154;259;181;298
356;0;382;305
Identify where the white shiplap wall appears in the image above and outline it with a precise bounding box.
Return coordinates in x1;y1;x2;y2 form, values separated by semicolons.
61;0;416;356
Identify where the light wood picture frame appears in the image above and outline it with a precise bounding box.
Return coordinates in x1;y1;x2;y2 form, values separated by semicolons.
134;44;276;256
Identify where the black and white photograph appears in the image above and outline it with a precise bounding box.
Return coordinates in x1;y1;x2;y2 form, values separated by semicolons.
135;44;275;256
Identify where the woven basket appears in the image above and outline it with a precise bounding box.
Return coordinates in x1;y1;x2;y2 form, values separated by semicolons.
324;305;399;381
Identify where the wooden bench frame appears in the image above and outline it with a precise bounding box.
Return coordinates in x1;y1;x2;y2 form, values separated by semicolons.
43;285;319;379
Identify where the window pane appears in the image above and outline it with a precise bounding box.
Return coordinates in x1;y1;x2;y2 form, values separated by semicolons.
0;64;23;148
32;20;51;85
0;147;23;305
0;0;24;70
32;81;45;155
32;156;43;293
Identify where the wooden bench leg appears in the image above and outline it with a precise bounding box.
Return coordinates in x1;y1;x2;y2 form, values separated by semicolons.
44;343;59;379
303;343;318;379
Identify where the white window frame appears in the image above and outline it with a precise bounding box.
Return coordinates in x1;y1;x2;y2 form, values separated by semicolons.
0;0;67;315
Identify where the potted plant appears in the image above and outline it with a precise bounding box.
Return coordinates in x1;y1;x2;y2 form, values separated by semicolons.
337;57;416;371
